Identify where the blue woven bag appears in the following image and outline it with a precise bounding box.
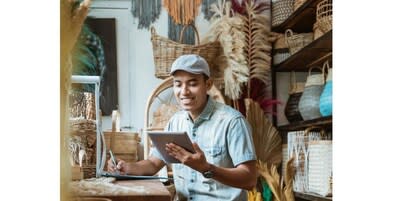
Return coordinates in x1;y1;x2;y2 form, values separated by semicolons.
319;61;332;116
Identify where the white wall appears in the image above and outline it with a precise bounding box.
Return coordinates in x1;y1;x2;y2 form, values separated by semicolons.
88;0;211;133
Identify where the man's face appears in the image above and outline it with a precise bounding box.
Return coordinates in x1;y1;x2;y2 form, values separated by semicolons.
172;70;211;119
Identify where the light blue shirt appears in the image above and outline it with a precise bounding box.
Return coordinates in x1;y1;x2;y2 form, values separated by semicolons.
151;97;256;201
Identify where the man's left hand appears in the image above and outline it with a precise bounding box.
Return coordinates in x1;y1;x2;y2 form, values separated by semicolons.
165;142;210;173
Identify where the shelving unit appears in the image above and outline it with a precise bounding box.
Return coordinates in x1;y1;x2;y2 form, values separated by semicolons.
295;192;332;201
271;0;332;200
71;75;104;177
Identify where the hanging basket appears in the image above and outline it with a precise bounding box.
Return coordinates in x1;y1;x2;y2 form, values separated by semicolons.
316;0;332;33
285;29;314;55
150;24;222;79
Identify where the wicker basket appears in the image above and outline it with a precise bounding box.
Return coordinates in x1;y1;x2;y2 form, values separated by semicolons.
150;24;222;79
285;29;314;55
316;0;332;33
272;0;295;27
294;0;307;10
273;50;291;65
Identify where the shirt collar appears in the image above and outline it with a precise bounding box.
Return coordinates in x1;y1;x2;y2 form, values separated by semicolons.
186;95;215;121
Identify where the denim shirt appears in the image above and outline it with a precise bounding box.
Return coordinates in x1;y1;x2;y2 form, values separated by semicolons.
150;97;256;201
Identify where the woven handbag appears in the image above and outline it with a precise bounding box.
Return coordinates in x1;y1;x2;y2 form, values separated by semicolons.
284;71;305;123
150;24;222;79
285;29;314;55
308;140;332;196
319;61;332;116
298;67;324;120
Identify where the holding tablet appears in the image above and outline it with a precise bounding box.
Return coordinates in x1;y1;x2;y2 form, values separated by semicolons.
147;131;195;163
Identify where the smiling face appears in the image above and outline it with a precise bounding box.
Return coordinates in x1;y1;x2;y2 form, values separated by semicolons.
172;70;212;120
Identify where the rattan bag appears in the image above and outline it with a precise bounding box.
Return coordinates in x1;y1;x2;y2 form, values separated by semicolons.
150;24;222;79
285;29;313;55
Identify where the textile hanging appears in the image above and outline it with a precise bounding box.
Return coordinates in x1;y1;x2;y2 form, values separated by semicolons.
168;16;196;45
201;0;218;20
131;0;162;30
163;0;202;25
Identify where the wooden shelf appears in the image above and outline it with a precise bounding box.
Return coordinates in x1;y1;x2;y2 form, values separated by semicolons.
272;0;320;33
278;116;332;131
273;30;332;72
295;192;332;201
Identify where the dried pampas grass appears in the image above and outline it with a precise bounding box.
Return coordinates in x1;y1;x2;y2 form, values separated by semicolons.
202;0;249;100
258;157;296;201
238;0;273;98
245;98;282;166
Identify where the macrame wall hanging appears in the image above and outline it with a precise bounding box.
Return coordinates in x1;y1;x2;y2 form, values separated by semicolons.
168;16;196;45
202;0;218;20
131;0;162;30
163;0;202;25
163;0;202;44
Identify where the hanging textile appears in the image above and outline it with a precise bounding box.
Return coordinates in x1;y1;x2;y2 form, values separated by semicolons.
131;0;162;30
163;0;202;25
201;0;218;20
168;16;196;45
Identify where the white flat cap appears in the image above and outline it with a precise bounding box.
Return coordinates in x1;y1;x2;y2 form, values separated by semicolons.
170;54;210;77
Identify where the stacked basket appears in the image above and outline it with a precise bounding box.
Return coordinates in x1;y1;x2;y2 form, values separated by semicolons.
272;0;295;27
315;0;332;34
285;29;313;55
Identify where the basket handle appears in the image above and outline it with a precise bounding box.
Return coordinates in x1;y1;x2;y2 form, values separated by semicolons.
179;23;200;45
322;60;330;81
285;29;293;45
304;126;326;137
289;71;297;92
308;66;323;76
150;26;156;36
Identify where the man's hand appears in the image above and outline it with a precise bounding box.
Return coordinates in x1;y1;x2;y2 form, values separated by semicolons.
165;142;210;173
107;158;128;175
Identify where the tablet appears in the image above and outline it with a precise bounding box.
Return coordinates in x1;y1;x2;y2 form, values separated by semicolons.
147;131;195;163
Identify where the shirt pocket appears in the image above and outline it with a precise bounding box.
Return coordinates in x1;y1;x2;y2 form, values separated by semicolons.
204;146;224;164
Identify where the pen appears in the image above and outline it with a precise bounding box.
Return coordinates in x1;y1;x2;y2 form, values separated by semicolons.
109;150;120;174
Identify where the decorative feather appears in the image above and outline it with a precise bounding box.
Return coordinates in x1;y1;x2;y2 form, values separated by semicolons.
202;0;249;100
245;98;282;165
238;0;273;98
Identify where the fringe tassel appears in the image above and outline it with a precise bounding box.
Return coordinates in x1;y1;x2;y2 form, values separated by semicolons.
131;0;162;30
163;0;202;25
168;16;196;45
202;0;218;20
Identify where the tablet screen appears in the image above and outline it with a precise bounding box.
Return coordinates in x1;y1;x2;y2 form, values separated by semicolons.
147;131;195;163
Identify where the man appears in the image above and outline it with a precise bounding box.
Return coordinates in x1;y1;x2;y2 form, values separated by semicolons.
108;54;257;201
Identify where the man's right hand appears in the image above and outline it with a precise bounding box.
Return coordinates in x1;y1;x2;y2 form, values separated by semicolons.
107;158;127;175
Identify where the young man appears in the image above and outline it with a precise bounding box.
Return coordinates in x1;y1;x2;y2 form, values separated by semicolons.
108;54;257;201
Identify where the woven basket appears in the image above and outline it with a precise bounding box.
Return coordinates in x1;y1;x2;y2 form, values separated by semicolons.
294;0;307;10
285;29;314;55
308;140;332;196
298;67;324;120
284;71;305;123
272;0;294;27
151;24;222;79
273;50;291;65
313;22;324;40
316;0;332;33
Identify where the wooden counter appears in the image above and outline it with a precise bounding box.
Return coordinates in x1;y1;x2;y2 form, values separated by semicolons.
75;179;172;201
